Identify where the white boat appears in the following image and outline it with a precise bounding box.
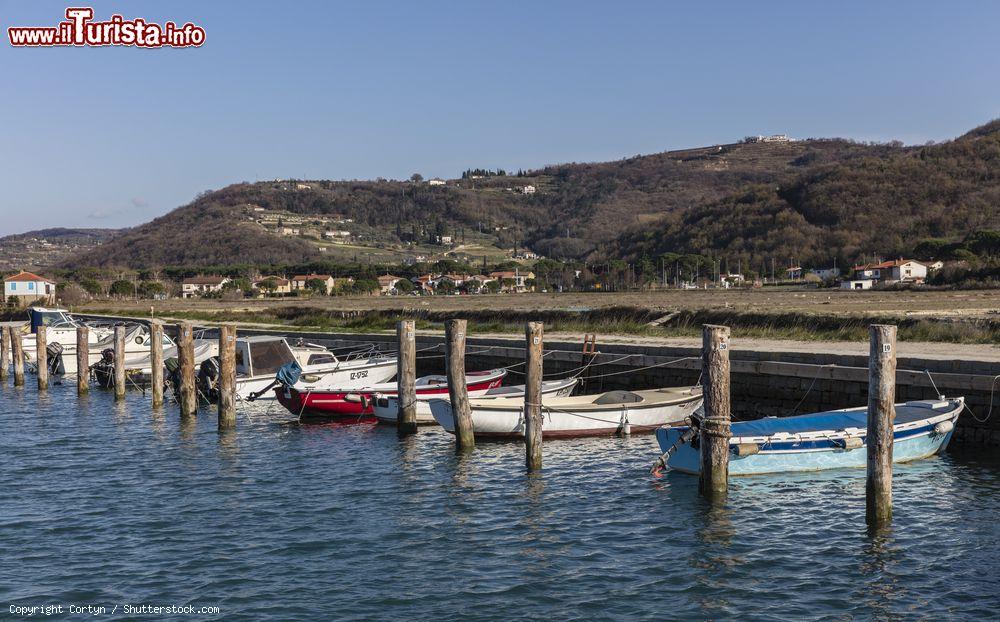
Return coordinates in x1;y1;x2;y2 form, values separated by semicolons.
430;386;703;439
233;336;396;401
655;397;963;476
372;377;578;424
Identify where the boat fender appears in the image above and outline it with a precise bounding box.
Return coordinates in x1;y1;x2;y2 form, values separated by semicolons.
933;420;955;436
732;443;760;457
833;437;863;450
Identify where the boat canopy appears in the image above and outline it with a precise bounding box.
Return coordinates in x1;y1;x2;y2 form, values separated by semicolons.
28;307;76;333
236;337;296;377
731;400;956;437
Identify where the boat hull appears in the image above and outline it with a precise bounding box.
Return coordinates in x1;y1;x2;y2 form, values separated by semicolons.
430;388;703;439
371;378;579;424
656;399;962;476
248;359;398;402
277;371;506;418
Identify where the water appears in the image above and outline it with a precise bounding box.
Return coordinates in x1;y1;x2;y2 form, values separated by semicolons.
2;380;998;621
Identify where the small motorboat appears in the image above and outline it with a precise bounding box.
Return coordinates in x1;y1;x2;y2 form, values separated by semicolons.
430;386;703;439
275;368;509;418
371;377;579;425
653;397;963;476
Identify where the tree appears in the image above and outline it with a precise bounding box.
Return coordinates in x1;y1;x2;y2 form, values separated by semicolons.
108;280;134;298
79;278;103;296
258;277;279;296
410;173;423;183
436;280;456;295
137;281;165;298
462;278;482;294
392;279;414;294
501;278;516;291
351;279;380;295
57;283;89;305
484;280;501;293
305;278;328;295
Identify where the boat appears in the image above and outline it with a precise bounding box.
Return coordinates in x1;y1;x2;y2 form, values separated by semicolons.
429;386;703;439
371;377;579;424
19;309;175;376
275;368;509;418
233;336;397;401
653;397;963;476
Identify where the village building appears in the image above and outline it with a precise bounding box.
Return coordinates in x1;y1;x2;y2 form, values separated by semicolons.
290;274;336;294
851;259;928;285
785;266;803;280
377;275;405;294
841;279;876;290
181;275;230;298
252;277;291;295
488;270;536;293
810;267;841;281
3;270;56;306
428;178;446;186
521;185;537;195
411;274;438;293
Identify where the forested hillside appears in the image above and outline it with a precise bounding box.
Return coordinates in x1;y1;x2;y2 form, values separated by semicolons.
65;120;1000;270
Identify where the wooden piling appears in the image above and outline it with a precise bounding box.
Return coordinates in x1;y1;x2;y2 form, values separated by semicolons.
149;320;164;408
396;320;418;435
36;328;48;391
12;327;25;387
524;321;544;471
866;324;896;525
76;326;89;395
0;326;9;382
699;324;731;498
178;322;197;417
218;325;237;429
445;319;474;451
113;326;126;400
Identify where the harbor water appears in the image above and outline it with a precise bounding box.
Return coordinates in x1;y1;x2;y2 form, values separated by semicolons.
2;380;998;620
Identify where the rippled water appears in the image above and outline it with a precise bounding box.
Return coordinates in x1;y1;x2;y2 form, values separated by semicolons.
2;379;998;621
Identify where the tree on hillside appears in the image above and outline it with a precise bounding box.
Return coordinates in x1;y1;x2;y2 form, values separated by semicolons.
258;277;279;296
392;279;414;294
410;173;423;183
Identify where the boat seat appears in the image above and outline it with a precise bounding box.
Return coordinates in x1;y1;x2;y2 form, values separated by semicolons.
593;390;643;405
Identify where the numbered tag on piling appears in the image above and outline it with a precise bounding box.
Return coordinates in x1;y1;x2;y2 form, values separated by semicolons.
533;337;540;345
719;342;728;350
882;344;891;354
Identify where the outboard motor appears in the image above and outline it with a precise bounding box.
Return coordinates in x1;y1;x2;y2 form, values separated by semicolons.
197;356;222;403
246;361;302;402
45;342;65;376
92;348;116;388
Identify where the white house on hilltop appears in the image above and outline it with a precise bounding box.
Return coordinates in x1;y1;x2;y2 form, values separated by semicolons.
3;270;56;306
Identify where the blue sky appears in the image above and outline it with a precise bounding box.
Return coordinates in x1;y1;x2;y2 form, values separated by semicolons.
1;0;998;236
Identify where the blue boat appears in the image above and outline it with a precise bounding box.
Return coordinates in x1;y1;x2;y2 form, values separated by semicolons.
654;398;963;476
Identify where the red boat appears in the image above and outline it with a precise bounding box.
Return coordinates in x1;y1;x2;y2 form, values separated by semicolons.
275;368;508;419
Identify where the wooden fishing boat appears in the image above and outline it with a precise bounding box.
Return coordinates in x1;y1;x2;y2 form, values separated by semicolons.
275;368;508;418
429;386;703;439
653;397;963;476
371;377;579;424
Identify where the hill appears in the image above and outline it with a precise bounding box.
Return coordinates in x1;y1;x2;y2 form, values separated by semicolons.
63;120;1000;270
0;227;121;271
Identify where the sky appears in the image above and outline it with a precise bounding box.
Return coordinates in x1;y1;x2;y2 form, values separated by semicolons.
1;0;999;236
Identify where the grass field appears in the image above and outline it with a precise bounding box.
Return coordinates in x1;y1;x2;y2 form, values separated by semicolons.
78;287;1000;344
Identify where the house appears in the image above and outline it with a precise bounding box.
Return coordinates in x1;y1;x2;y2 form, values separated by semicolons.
3;271;56;306
324;230;351;239
438;274;468;288
411;274;439;293
278;227;300;236
290;274;336;294
181;276;230;298
841;279;876;290
810;267;841;281
252;277;291;295
852;259;927;285
521;185;536;195
488;270;536;293
785;266;803;280
921;260;945;271
402;255;427;266
428;178;446;186
377;275;405;294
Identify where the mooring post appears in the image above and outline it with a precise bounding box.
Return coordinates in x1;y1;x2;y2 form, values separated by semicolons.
524;321;544;471
866;324;896;525
446;319;474;451
113;326;127;400
36;328;48;391
76;325;89;395
150;320;164;408
218;324;237;429
11;327;25;387
699;324;732;498
178;322;197;417
0;326;10;382
396;320;418;435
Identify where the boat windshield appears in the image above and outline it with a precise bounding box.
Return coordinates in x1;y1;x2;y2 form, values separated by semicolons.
29;309;75;333
249;340;295;376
